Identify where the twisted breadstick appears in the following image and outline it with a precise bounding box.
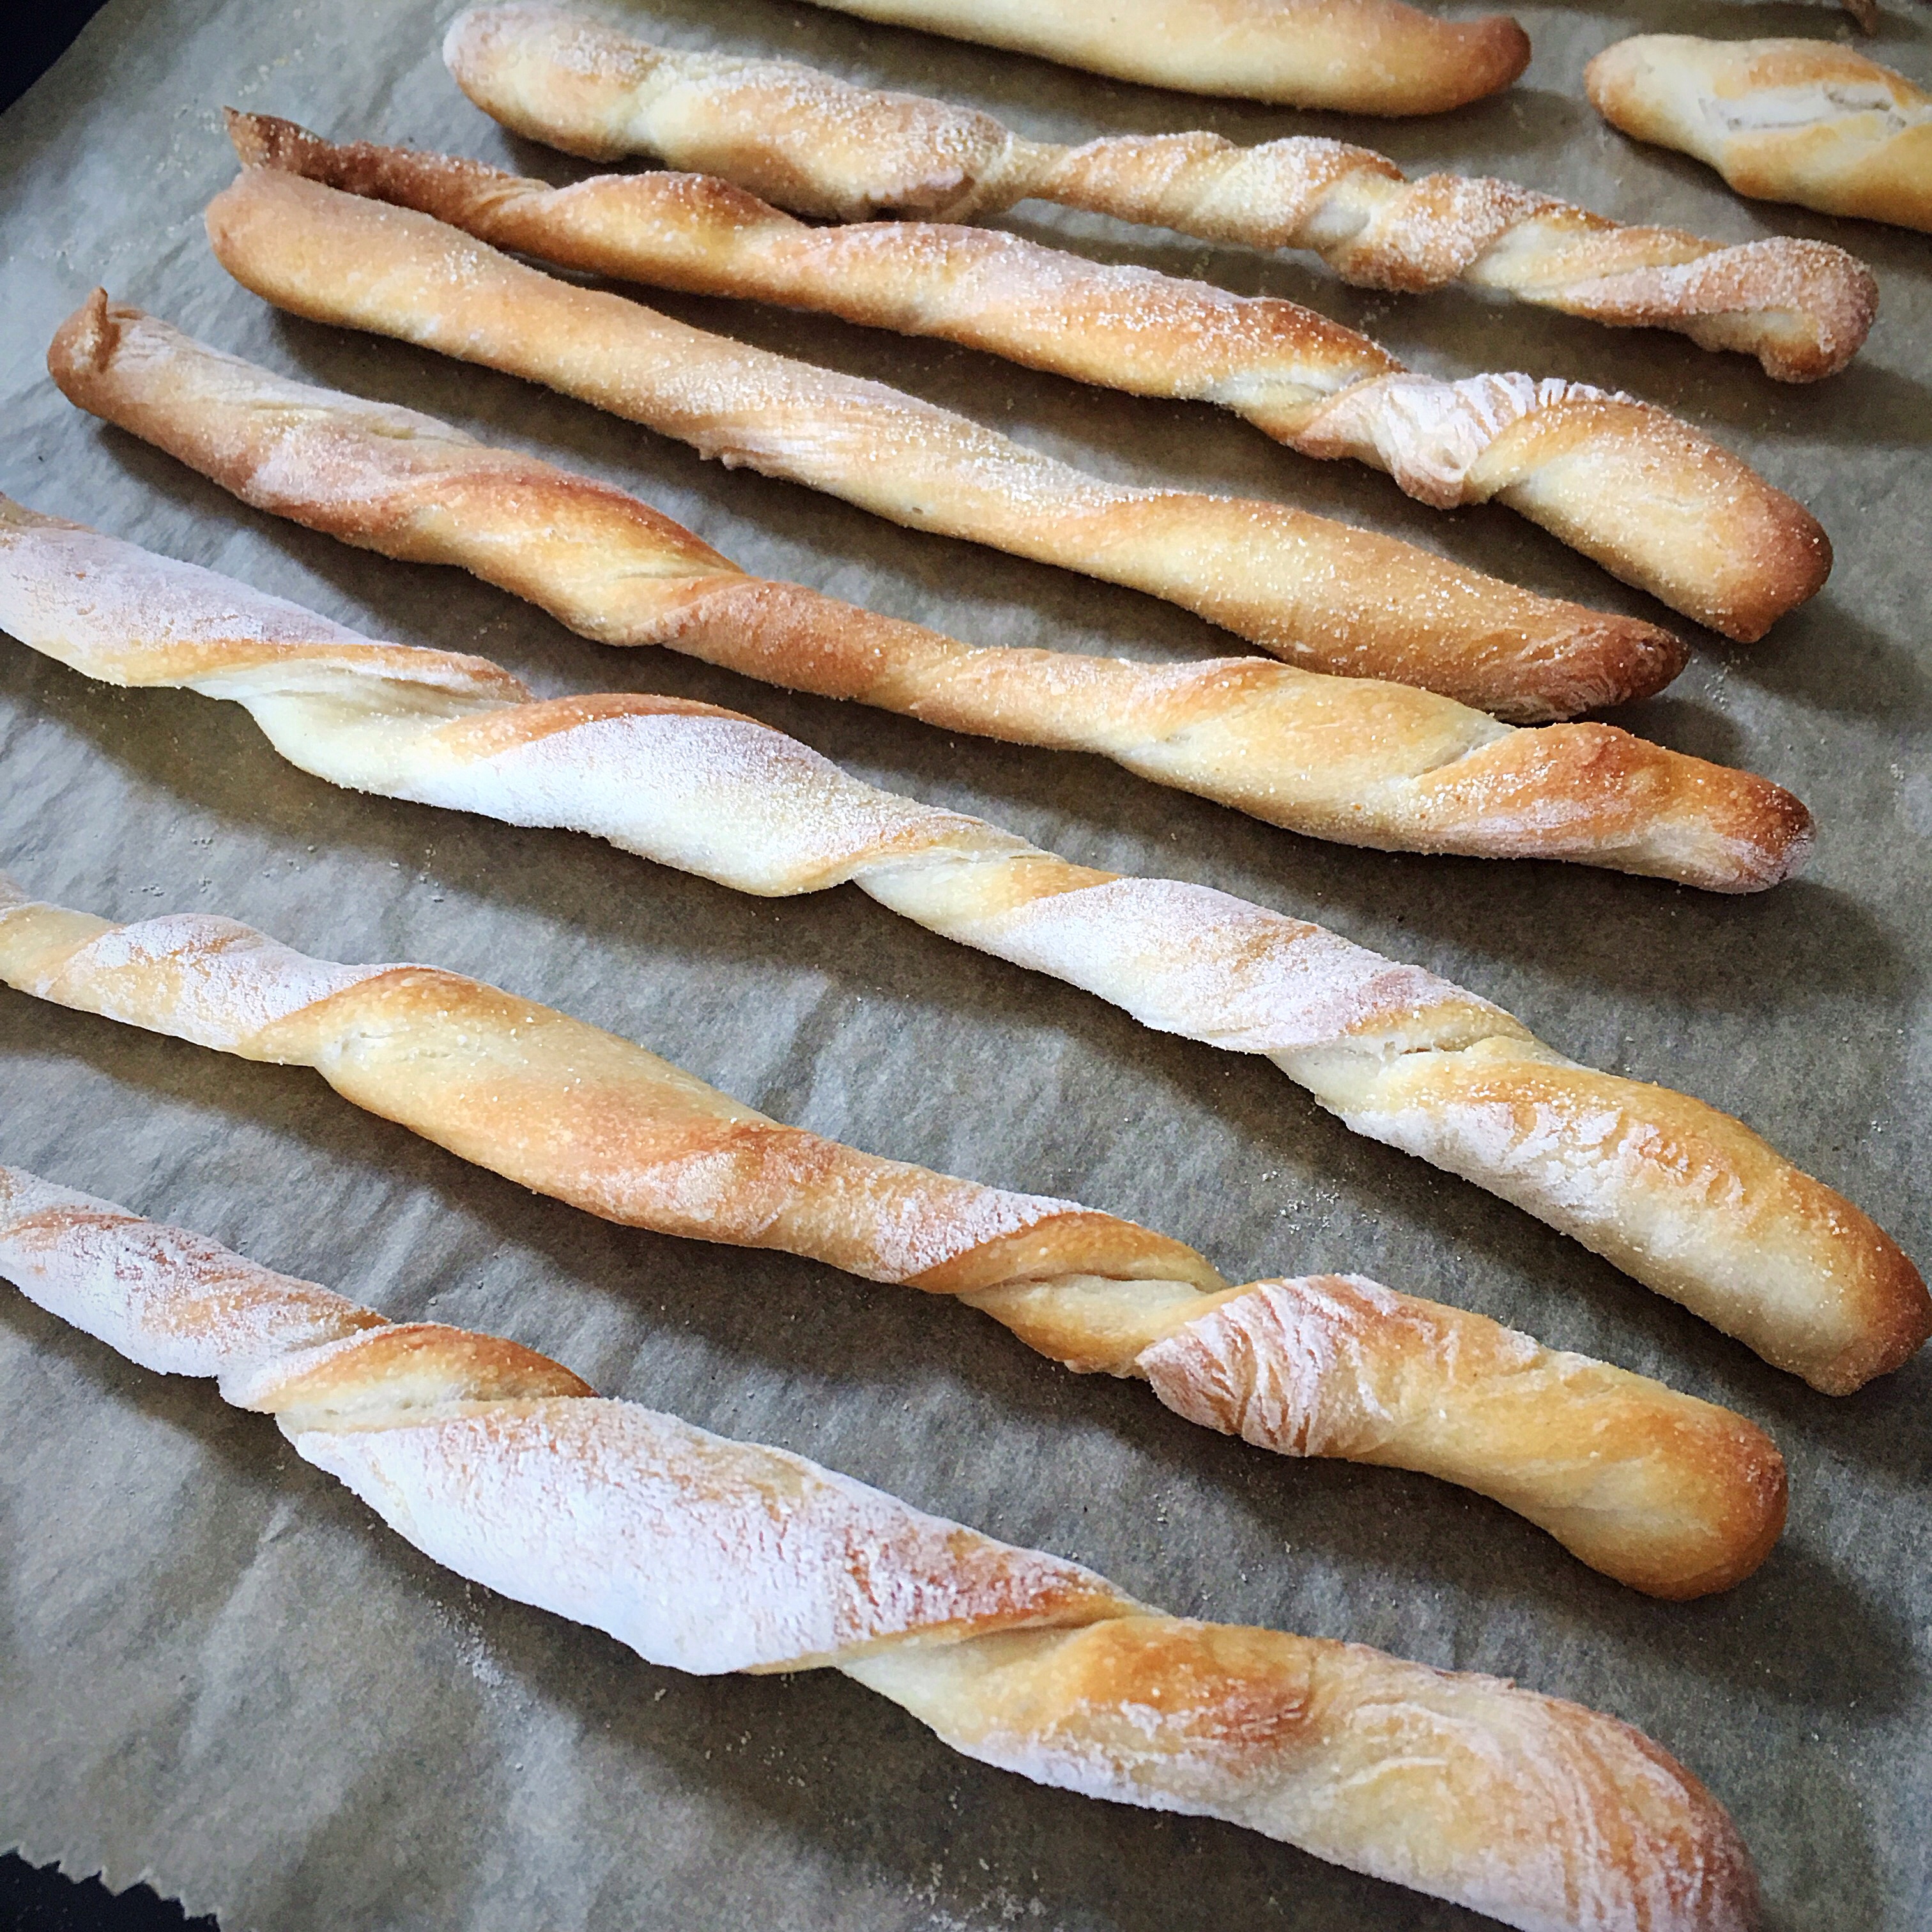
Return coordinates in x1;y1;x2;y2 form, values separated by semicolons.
0;508;1921;1395
47;298;1815;893
204;164;1689;724
0;866;1790;1597
226;116;1829;643
1588;38;1932;235
444;5;1876;385
0;1165;1760;1930
793;0;1529;115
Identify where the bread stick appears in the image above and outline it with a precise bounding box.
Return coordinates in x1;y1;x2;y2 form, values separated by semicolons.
203;163;1689;723
0;888;1789;1600
1588;38;1932;234
224;115;1830;642
443;5;1878;384
0;508;1920;1395
792;0;1529;116
47;296;1815;893
0;1165;1760;1928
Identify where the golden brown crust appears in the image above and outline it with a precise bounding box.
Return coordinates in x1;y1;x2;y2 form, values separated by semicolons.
248;1322;596;1422
1290;1035;1932;1395
650;586;1804;887
443;7;1877;382
0;1164;1761;1928
1138;1274;1788;1597
226;116;1830;641
1471;395;1828;644
1031;148;1875;384
852;1620;1759;1929
792;0;1530;116
1400;722;1816;891
1588;37;1932;234
204;157;1688;722
271;968;1220;1291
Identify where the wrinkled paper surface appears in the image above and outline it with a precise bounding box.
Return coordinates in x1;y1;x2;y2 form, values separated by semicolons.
1;0;1928;1925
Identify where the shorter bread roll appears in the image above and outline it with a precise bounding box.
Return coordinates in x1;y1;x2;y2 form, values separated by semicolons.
224;114;1832;644
47;296;1818;893
1588;37;1932;233
0;871;1790;1595
203;162;1691;724
0;1165;1760;1930
0;510;1922;1398
794;0;1530;116
444;4;1879;383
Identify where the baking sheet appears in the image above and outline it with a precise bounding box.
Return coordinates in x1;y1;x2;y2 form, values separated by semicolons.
1;0;1927;1925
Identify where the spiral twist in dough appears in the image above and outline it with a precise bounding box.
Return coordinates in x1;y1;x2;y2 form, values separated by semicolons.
0;503;1921;1397
203;162;1688;723
443;5;1878;385
223;112;1831;642
46;301;1815;891
0;1163;1759;1930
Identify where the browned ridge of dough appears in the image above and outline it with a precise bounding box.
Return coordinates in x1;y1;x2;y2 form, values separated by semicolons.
203;156;1689;724
223;114;1832;644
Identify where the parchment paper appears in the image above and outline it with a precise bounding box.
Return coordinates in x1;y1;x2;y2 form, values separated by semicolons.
1;1;1927;1926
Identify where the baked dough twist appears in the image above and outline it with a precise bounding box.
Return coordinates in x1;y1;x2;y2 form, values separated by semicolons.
204;163;1689;724
1588;38;1932;235
46;298;1816;893
0;1165;1760;1929
0;869;1790;1595
443;5;1878;384
0;511;1920;1395
226;114;1830;642
792;0;1529;116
